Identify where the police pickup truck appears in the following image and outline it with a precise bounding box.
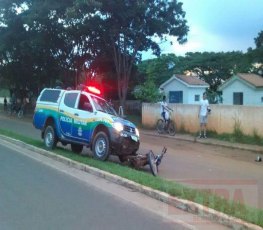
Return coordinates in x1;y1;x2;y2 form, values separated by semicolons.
33;86;140;161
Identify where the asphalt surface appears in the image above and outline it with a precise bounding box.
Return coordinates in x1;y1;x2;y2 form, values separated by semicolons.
1;140;194;230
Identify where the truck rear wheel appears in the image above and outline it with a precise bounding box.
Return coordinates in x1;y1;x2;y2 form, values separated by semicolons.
71;144;83;153
44;125;57;149
92;131;110;161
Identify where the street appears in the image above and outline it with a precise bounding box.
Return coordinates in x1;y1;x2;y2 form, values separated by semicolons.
0;114;263;209
0;138;229;230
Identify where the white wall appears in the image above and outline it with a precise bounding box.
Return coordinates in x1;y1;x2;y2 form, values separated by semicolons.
163;79;187;103
222;80;263;106
186;88;206;104
163;79;207;104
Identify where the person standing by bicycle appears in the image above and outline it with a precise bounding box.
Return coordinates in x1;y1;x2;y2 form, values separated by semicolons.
160;95;172;124
156;95;176;136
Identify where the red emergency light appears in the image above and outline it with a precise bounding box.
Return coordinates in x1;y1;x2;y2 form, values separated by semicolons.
87;86;101;95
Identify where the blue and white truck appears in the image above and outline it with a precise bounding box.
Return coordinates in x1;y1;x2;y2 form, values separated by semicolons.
33;86;140;161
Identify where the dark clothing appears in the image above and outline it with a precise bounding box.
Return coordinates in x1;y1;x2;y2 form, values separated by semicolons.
4;97;7;111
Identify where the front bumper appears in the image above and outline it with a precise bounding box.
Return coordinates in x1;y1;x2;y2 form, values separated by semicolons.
110;130;140;156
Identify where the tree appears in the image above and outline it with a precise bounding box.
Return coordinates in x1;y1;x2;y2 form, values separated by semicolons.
134;53;180;102
138;54;181;86
0;0;73;91
133;79;162;103
255;30;263;48
69;0;188;107
180;51;251;92
0;0;188;105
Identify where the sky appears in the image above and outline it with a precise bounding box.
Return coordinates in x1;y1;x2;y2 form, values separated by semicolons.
143;0;263;59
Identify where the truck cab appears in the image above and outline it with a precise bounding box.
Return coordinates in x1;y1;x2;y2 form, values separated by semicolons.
33;86;140;161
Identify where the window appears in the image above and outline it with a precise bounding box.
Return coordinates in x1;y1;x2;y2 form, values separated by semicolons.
64;93;78;108
261;97;263;103
169;91;183;103
78;94;93;112
233;92;243;105
195;95;200;101
91;95;117;116
39;89;61;103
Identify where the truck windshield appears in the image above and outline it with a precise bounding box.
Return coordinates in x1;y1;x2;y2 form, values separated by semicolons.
91;95;118;116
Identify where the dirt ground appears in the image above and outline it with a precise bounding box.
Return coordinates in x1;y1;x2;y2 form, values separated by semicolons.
139;134;263;209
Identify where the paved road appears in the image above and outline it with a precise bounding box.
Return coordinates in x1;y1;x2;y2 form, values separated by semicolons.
0;113;263;209
0;139;229;230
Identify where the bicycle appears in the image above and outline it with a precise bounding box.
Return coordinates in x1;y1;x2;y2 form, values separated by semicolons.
7;102;26;119
156;110;176;136
7;102;18;116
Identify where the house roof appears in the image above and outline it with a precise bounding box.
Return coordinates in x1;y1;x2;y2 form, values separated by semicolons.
238;73;263;87
218;73;263;90
160;74;209;89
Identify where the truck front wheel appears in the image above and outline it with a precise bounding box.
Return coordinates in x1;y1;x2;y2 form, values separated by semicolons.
92;131;110;161
44;125;57;149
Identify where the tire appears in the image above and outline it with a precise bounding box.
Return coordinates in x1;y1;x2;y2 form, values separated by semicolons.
7;107;12;116
43;125;57;149
168;121;176;136
156;119;165;134
71;143;83;153
17;109;24;119
148;151;158;176
92;131;110;161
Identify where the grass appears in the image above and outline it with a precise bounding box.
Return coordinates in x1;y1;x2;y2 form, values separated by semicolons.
0;128;262;227
207;130;263;146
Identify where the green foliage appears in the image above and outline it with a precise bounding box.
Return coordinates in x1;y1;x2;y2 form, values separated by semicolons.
0;0;74;90
233;117;244;141
133;79;162;103
137;54;181;85
255;30;263;48
0;0;189;104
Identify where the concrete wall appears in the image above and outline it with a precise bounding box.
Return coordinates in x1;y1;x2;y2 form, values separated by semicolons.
142;103;263;136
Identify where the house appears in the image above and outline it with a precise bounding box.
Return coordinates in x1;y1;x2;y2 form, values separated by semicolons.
218;73;263;106
159;74;209;104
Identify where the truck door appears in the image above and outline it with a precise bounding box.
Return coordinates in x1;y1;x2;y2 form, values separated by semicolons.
58;92;79;138
71;93;95;143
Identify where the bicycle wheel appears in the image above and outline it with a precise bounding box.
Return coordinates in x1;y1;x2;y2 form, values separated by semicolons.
156;119;165;134
17;109;24;119
7;106;12;116
168;121;176;136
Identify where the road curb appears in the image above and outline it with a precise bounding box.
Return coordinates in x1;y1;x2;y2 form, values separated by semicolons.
1;134;262;230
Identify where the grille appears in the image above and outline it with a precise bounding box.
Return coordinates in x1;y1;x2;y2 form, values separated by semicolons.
124;125;135;134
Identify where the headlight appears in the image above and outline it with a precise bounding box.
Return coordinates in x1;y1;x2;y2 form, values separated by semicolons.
135;128;140;137
113;122;124;132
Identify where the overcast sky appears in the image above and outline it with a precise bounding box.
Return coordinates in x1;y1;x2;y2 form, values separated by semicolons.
143;0;263;59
